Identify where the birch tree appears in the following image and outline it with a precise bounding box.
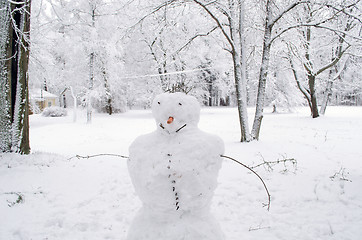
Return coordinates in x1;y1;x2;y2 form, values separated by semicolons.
192;0;305;141
0;0;31;154
191;0;251;141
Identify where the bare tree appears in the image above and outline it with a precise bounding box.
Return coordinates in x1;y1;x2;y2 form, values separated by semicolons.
192;0;251;141
286;0;360;118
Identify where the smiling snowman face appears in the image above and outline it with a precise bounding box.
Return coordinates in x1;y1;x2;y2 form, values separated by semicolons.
152;92;201;134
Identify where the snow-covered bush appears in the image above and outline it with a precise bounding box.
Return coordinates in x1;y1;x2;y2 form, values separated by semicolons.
42;107;67;117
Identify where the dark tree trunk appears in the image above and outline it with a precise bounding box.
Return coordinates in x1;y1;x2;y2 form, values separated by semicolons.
12;0;31;154
0;0;31;154
308;74;319;118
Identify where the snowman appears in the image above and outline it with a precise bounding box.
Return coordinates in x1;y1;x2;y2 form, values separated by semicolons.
127;92;224;240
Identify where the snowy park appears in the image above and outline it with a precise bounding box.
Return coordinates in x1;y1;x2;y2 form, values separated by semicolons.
1;0;362;239
1;105;362;240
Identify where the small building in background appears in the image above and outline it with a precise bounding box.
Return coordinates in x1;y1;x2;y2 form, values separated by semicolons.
29;88;58;113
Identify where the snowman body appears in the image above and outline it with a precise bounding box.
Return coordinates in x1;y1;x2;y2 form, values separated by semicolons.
127;93;224;240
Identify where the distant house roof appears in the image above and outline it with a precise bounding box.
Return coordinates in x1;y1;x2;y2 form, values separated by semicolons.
30;89;58;101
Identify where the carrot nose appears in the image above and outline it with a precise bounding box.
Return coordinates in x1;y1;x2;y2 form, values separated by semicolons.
167;116;174;124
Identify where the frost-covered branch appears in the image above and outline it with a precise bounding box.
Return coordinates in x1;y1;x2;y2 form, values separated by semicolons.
316;44;351;76
175;25;218;54
130;0;179;28
192;0;235;52
286;43;312;109
268;0;306;29
9;1;31;51
331;57;349;81
251;156;297;172
270;1;362;44
7;0;27;5
317;0;362;24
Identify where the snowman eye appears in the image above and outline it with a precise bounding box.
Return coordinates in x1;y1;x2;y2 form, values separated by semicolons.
158;101;161;105
178;103;182;106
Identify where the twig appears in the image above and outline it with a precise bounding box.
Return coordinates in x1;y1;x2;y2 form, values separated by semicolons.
249;225;271;232
69;154;129;160
221;155;271;211
330;167;352;182
251;157;297;171
4;192;24;207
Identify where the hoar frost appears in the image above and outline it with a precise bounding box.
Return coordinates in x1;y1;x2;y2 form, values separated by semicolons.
127;92;224;240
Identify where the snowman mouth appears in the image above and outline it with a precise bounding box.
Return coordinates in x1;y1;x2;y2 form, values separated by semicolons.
159;123;187;133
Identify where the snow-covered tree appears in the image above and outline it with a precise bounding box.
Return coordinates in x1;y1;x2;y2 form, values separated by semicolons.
122;0;232;107
29;0;126;118
0;0;31;154
285;0;361;117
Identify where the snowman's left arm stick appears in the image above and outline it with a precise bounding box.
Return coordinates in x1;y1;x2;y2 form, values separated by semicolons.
220;154;271;211
69;154;129;160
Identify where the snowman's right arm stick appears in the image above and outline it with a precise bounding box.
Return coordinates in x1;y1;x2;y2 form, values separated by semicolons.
220;155;271;211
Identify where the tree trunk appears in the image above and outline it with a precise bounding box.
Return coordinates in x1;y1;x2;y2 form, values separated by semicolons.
87;4;96;124
0;0;12;152
320;75;333;115
103;73;113;115
87;52;94;123
0;0;31;154
232;52;250;142
251;0;272;140
230;0;250;142
287;49;313;111
308;74;319;118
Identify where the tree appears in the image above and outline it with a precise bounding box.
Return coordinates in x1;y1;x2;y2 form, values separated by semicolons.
192;0;305;140
191;0;251;141
123;0;231;106
0;0;31;154
286;0;361;117
250;0;307;139
29;0;126;117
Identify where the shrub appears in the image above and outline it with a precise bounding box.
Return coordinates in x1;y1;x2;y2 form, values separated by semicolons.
42;106;67;117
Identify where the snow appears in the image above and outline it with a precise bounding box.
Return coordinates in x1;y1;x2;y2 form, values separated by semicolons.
29;88;58;101
1;106;362;239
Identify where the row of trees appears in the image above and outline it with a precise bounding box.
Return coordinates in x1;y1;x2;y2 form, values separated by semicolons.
1;0;361;153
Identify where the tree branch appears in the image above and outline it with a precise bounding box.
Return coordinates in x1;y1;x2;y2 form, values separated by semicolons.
175;25;219;54
316;45;351;76
221;154;271;211
192;0;235;53
268;0;306;28
68;154;129;161
130;0;179;29
316;0;362;25
270;1;362;44
286;43;312;107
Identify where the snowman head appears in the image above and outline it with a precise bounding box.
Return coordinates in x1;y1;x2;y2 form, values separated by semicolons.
152;92;201;134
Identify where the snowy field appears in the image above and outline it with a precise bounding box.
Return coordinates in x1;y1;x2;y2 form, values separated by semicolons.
1;106;362;240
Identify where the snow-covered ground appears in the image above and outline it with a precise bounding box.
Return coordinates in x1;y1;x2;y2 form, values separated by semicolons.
1;106;362;240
